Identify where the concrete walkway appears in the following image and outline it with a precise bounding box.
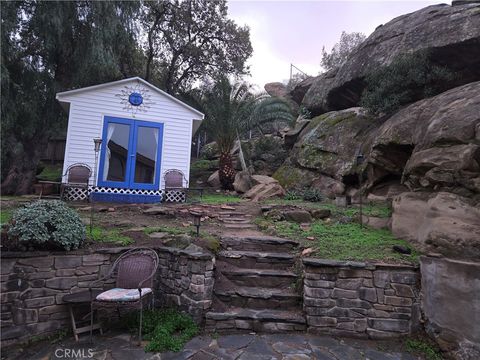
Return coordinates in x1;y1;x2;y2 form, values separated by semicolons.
5;332;421;360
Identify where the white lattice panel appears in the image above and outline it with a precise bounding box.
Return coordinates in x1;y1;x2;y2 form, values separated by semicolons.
165;190;186;203
62;186;188;203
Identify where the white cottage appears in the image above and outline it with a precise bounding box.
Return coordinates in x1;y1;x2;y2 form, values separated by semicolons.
56;77;204;203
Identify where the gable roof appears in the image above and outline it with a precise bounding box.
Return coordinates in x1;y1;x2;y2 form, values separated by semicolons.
56;76;204;119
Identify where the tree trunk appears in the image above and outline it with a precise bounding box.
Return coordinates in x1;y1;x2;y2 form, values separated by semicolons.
0;152;38;195
1;137;43;195
219;151;236;190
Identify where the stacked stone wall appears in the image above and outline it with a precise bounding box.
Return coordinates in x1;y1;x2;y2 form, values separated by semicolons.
303;259;420;339
1;246;214;344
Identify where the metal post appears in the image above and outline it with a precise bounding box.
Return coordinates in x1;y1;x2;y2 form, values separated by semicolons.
356;154;365;229
91;138;102;235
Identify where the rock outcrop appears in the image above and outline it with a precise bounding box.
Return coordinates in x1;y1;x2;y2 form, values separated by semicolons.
274;107;381;197
300;3;480;115
369;81;480;198
421;256;480;359
264;82;299;113
243;177;286;202
392;192;480;259
290;76;315;104
277;81;480;201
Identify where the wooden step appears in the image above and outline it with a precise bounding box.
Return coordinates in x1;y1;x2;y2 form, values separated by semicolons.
220;268;297;288
221;235;299;252
205;308;306;333
218;250;295;269
214;286;301;310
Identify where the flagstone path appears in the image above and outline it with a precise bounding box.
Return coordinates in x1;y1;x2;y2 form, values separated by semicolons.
5;332;421;360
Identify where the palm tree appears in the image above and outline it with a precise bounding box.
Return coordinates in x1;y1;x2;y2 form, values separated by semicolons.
200;76;294;189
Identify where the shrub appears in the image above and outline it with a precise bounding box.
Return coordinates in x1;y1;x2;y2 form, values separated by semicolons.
360;50;456;115
284;189;301;201
302;188;323;202
8;200;85;250
120;309;198;352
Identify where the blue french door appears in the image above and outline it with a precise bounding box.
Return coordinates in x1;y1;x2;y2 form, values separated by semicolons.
97;116;163;190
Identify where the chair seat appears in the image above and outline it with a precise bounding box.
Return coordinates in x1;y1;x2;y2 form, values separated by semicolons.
96;288;152;302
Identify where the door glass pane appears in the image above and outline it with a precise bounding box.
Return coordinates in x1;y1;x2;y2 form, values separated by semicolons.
134;126;159;184
103;123;130;182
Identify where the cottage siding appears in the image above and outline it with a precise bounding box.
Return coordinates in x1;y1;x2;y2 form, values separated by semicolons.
61;79;196;189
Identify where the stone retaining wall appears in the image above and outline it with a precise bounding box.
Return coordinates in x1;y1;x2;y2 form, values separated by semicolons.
1;246;214;344
303;259;420;339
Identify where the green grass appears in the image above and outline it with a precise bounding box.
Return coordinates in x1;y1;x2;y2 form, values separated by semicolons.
264;199;392;218
256;218;417;262
0;209;13;225
405;338;443;360
119;309;198;352
87;226;133;246
196;193;243;204
144;226;186;236
36;164;63;182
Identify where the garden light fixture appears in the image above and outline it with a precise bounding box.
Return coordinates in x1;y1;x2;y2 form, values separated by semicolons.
90;138;103;235
192;212;202;238
356;153;365;228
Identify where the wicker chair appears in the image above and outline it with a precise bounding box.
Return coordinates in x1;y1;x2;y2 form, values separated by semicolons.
60;163;92;201
164;169;188;189
89;248;159;344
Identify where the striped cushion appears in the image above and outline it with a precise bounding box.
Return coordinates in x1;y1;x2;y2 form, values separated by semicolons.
96;288;152;302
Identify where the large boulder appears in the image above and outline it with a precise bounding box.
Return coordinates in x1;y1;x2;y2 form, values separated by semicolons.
284;116;311;148
392;192;480;259
302;3;480;115
421;256;480;359
277;81;480;199
286;107;379;181
243;182;286;202
290;76;315;104
207;171;221;188
264;82;299;113
233;171;252;194
369;81;480;197
251;175;278;186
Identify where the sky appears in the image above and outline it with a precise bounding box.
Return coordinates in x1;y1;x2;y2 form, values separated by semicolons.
228;0;445;87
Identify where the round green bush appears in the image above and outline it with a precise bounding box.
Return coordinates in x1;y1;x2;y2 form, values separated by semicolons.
8;200;86;251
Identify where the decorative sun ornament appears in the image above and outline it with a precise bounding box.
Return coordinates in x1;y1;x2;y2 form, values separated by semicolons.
116;84;154;116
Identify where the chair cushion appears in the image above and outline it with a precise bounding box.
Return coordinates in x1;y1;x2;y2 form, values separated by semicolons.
96;288;152;302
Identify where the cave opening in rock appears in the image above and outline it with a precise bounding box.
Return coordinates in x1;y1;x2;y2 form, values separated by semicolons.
342;174;360;187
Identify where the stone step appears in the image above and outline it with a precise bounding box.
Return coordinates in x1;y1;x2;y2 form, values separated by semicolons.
214;286;301;310
219;218;252;224
220;268;297;288
220;235;299;252
205;308;306;333
217;211;248;216
218;250;295;270
223;223;257;229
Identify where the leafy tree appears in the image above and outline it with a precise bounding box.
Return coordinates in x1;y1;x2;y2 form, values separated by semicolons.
360;51;456;115
321;31;366;71
142;0;252;94
1;1;142;194
200;77;294;189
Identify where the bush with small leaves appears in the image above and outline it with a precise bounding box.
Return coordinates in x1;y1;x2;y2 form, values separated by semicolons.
302;188;324;202
284;190;301;201
360;50;456;115
8;200;86;251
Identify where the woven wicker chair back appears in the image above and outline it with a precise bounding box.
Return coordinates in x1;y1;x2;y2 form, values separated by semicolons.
164;170;185;188
67;165;91;184
116;253;156;289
